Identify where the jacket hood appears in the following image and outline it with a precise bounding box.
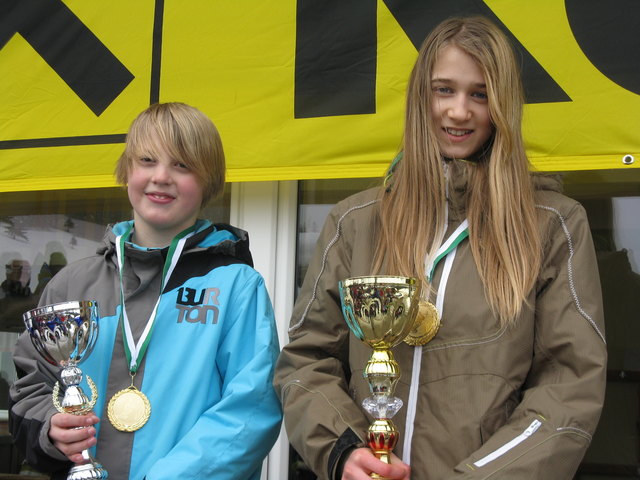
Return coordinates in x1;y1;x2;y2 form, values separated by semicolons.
531;172;563;193
445;160;564;220
97;220;254;267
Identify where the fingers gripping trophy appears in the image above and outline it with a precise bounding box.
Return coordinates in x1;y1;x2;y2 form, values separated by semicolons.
23;301;108;480
339;276;439;479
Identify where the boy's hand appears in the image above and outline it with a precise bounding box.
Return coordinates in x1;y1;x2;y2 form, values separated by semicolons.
342;448;410;479
49;412;99;464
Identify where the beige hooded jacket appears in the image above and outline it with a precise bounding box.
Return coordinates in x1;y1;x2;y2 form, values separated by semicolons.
274;168;606;480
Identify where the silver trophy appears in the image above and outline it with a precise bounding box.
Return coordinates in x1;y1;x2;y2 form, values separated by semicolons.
23;301;108;480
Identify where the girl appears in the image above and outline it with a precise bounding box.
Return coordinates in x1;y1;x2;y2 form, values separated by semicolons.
275;17;606;480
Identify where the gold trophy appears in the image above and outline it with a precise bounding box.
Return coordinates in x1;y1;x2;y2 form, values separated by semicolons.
339;276;421;479
23;301;108;480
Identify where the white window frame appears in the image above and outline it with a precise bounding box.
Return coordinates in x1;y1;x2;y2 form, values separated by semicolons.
230;180;298;480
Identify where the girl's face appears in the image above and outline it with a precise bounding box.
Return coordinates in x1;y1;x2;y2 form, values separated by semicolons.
430;44;494;160
127;134;203;247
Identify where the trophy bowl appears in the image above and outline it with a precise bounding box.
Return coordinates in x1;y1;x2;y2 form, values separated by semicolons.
24;301;98;369
23;301;108;480
339;276;420;349
339;276;421;478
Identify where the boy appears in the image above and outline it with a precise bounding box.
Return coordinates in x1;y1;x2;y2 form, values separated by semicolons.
10;103;282;479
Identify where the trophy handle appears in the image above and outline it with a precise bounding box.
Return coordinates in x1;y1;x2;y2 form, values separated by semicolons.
52;375;98;415
341;303;366;341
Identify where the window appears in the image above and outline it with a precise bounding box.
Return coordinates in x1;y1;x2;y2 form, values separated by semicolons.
0;186;230;474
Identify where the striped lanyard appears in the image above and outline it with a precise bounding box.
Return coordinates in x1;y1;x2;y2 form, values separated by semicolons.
115;223;197;373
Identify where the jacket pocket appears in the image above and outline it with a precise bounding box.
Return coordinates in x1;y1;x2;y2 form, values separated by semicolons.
474;418;542;467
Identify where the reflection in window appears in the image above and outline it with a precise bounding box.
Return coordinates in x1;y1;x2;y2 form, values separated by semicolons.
566;170;640;479
296;178;379;292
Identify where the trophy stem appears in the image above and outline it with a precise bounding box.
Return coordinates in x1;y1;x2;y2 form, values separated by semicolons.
57;365;95;415
365;348;400;396
367;419;399;480
67;458;108;480
363;348;404;478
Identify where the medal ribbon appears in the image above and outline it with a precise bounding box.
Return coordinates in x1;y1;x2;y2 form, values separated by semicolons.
426;219;469;282
115;223;197;373
403;218;469;464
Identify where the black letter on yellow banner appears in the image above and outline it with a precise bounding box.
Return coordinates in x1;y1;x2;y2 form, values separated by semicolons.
383;0;570;104
0;0;134;116
295;0;571;119
295;0;377;118
567;0;640;95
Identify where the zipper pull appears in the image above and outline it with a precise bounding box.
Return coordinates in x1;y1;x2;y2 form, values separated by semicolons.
525;419;542;436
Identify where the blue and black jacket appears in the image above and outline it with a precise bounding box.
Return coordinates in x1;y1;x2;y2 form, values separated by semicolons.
10;220;282;480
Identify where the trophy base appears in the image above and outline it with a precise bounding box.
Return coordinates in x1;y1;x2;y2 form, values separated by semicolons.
67;461;108;480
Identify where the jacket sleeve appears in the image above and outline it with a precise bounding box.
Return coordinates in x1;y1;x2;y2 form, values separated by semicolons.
274;204;371;480
450;201;607;479
145;273;282;480
9;270;75;476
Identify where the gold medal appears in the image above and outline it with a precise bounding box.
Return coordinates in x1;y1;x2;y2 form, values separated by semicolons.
404;300;441;346
107;386;151;432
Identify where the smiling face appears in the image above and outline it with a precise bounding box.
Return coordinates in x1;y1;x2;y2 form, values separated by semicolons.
430;44;494;160
127;134;204;247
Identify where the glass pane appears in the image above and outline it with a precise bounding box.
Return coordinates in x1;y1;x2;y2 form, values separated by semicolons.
292;169;640;479
292;177;379;479
565;170;640;479
296;178;379;293
0;186;230;414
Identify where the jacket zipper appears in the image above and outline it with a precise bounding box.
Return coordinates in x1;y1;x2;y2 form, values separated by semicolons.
473;419;542;467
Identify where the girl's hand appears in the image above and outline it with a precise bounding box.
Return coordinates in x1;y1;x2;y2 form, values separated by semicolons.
342;448;410;480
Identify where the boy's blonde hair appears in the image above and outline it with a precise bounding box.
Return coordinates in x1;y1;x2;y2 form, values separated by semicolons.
115;102;225;205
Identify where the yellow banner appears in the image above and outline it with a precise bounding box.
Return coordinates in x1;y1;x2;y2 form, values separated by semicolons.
0;0;638;192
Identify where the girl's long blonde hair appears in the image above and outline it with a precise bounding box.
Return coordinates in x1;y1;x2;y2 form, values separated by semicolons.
374;16;541;325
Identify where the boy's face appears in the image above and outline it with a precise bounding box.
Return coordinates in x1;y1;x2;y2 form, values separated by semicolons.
127;137;203;247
